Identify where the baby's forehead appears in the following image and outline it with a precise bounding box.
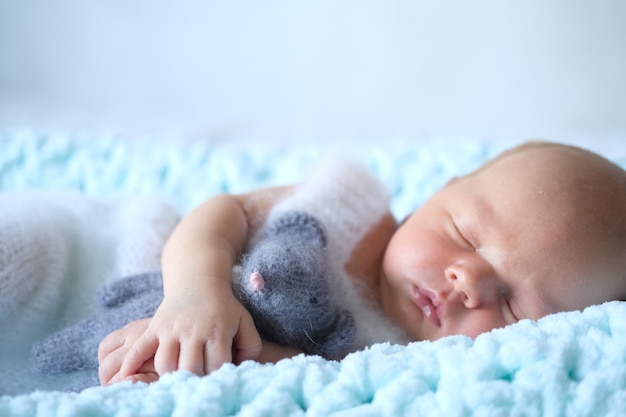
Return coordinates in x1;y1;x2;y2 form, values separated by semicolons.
492;144;626;235
482;144;612;193
463;141;626;218
475;149;572;195
492;144;580;170
489;141;622;176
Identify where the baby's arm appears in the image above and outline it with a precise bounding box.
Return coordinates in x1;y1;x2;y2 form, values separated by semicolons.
98;185;295;385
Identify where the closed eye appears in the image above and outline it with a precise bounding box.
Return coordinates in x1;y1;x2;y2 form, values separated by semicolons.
502;295;521;323
451;216;476;251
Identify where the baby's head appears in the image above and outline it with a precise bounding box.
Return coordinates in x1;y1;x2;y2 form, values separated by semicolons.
380;141;626;341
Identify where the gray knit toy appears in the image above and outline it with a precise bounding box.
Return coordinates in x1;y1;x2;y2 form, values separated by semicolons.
236;211;355;358
30;211;355;390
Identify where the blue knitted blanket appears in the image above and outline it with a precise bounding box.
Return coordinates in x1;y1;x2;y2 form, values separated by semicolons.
1;130;625;416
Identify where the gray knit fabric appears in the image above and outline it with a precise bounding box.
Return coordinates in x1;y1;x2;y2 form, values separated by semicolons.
30;272;163;391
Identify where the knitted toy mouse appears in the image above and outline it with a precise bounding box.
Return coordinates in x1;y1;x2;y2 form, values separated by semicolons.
236;211;356;358
30;211;356;390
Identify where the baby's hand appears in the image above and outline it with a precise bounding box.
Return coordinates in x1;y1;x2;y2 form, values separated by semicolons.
98;286;262;385
98;318;151;385
100;329;301;386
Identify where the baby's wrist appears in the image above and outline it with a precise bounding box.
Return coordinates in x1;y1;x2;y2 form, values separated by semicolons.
163;271;234;298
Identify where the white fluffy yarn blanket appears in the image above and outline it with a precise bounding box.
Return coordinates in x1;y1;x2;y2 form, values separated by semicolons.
1;130;625;416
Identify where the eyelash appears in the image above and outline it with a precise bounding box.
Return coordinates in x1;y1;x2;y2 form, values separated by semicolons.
503;296;520;323
452;219;475;250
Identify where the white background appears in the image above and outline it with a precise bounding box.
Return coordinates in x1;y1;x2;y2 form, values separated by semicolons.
0;1;624;152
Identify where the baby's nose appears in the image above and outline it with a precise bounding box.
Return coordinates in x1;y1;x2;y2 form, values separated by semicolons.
444;263;497;309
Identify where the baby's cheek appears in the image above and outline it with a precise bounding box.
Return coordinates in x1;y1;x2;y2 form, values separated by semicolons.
379;288;418;339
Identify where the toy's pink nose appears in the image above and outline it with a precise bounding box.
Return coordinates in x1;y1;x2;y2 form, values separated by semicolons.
249;272;265;291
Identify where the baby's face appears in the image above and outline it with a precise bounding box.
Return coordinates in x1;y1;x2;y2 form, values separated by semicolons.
380;144;626;341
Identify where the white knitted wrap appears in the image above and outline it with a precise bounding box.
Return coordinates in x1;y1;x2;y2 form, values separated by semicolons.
0;191;179;369
266;156;410;349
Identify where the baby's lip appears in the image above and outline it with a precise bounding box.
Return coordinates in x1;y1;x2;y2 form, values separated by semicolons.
412;287;442;327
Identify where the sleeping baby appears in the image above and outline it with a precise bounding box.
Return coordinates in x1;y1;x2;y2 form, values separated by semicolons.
97;140;626;385
0;142;626;390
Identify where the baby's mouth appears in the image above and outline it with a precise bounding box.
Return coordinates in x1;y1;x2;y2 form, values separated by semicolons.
412;287;442;327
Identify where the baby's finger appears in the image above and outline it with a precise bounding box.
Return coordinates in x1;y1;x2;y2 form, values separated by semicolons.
204;339;233;374
117;336;160;380
97;328;126;364
123;359;160;385
99;347;127;385
107;369;131;385
178;340;207;376
98;331;143;384
99;340;147;385
153;338;181;376
233;318;263;364
125;372;159;385
97;324;136;363
98;318;151;363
